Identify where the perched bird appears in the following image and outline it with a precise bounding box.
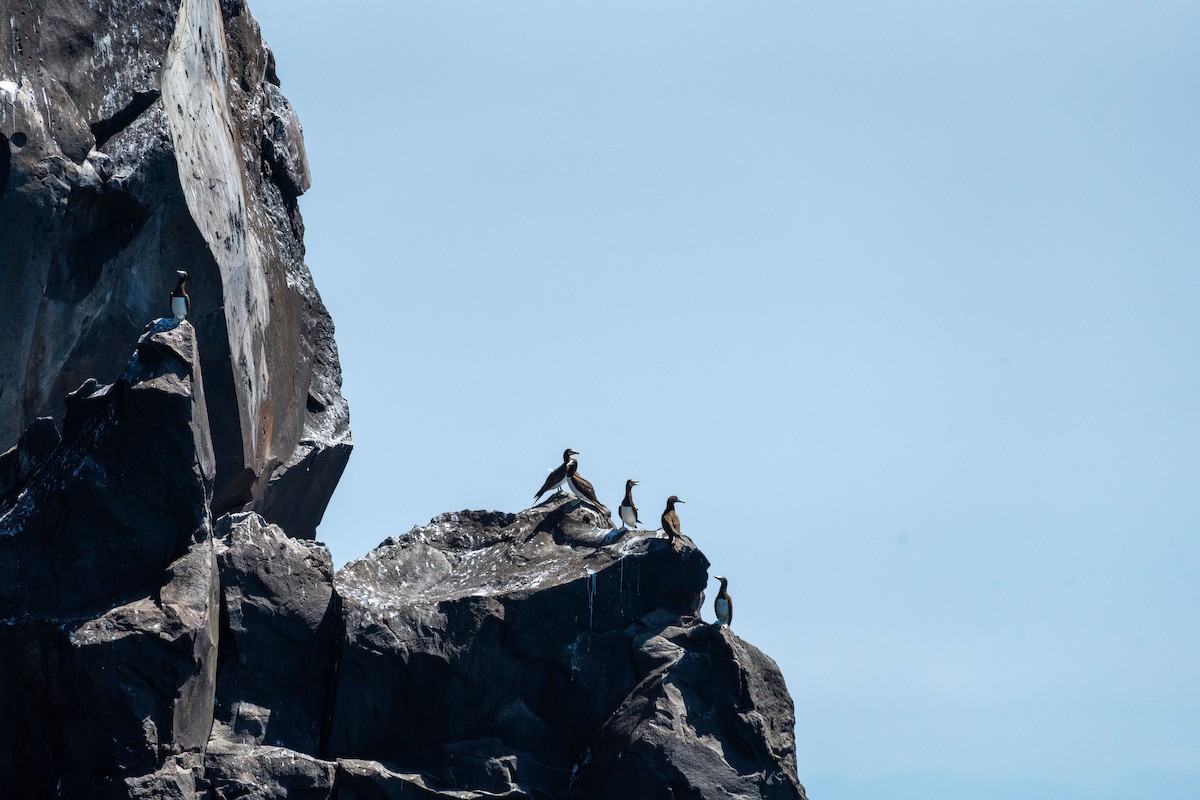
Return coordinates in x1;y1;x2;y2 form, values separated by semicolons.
713;575;733;627
170;270;191;320
618;479;640;530
534;448;578;502
661;495;684;548
566;460;609;515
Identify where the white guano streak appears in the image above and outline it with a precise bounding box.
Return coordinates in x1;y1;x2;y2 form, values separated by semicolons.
160;0;271;464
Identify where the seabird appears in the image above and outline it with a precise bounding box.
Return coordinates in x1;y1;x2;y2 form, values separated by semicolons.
170;270;191;320
566;460;610;515
534;448;578;502
661;495;684;549
713;575;733;627
618;480;640;530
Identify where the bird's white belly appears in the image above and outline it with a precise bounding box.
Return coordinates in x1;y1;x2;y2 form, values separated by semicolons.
715;598;730;624
619;505;637;527
171;296;188;320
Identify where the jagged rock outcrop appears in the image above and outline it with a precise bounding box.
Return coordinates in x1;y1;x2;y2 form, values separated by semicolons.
329;502;806;800
577;625;803;799
0;415;60;502
212;511;339;753
0;0;807;795
0;0;350;538
0;318;806;799
0;320;219;798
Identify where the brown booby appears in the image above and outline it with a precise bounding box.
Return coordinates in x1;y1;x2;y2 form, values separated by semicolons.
534;448;579;501
170;270;190;320
713;575;733;627
618;479;640;530
661;495;684;549
566;460;610;515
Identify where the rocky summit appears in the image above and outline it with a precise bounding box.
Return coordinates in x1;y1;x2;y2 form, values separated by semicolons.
0;0;807;798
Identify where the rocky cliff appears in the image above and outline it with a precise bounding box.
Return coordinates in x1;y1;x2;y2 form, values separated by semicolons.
0;1;807;798
0;0;350;538
0;324;807;798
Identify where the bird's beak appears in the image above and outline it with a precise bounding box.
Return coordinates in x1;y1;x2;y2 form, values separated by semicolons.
678;499;685;503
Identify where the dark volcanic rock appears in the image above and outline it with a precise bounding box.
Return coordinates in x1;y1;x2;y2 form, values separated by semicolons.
326;497;801;799
212;511;339;753
0;1;807;796
0;415;59;502
329;498;706;771
0;319;215;617
0;0;351;539
0;334;807;798
578;625;806;800
204;739;336;800
0;320;219;799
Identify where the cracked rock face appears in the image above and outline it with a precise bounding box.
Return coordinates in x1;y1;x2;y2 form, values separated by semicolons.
577;624;805;799
0;320;219;798
212;511;339;754
0;0;808;796
0;0;351;539
328;498;806;800
0;320;807;798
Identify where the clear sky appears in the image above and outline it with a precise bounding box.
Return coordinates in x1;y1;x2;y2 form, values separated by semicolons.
248;2;1199;798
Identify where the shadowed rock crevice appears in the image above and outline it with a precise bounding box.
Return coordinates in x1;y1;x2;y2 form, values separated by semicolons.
0;416;59;503
1;133;9;208
46;187;151;303
90;90;162;150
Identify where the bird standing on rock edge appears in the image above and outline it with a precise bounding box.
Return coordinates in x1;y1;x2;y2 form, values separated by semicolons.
566;460;610;515
619;480;640;530
713;575;733;627
170;270;190;320
533;448;578;502
661;495;684;550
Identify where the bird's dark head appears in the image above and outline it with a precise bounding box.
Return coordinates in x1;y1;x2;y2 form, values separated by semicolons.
626;479;638;489
715;574;728;585
176;270;189;281
666;495;683;507
563;448;579;462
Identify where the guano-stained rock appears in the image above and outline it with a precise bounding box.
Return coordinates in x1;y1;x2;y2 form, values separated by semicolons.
326;497;803;799
212;511;339;754
203;739;337;800
0;0;351;540
0;0;809;796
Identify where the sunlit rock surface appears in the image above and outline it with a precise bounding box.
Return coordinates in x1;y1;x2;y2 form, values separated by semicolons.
0;0;350;539
0;0;807;795
0;319;806;798
329;498;807;800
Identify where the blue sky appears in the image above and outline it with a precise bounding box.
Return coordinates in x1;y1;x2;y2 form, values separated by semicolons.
249;2;1200;797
